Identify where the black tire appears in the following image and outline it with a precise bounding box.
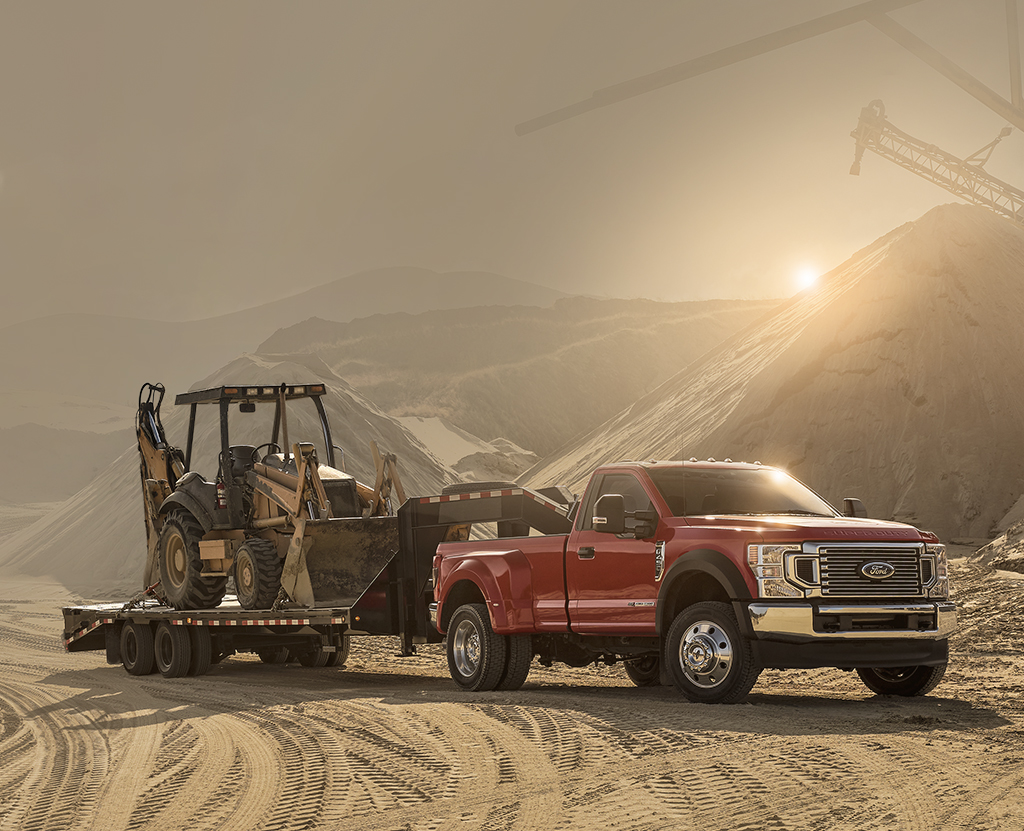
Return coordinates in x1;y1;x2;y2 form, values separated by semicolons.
188;626;212;676
295;645;331;668
441;481;518;496
857;664;947;697
496;634;532;691
120;622;156;676
324;636;351;668
157;511;227;610
258;647;291;664
446;603;507;691
233;538;283;610
665;601;760;704
154;622;193;678
623;655;661;687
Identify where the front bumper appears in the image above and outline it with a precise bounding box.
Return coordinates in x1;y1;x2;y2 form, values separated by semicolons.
747;601;957;642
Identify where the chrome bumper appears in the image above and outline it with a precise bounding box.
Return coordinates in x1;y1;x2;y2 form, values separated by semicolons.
747;601;957;641
428;602;438;630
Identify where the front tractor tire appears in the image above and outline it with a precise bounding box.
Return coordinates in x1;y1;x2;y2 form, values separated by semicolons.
665;601;760;704
447;603;507;692
158;511;227;610
233;538;283;610
857;664;947;697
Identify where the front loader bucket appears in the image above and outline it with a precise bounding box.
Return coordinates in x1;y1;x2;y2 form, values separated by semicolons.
281;516;400;608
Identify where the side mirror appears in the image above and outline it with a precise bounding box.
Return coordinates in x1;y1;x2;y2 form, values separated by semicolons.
593;494;626;534
842;497;868;518
632;509;657;539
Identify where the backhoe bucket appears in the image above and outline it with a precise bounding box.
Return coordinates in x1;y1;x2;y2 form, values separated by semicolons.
281;516;400;608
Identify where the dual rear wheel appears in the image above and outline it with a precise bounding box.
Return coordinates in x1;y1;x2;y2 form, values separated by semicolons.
447;603;532;692
120;621;213;678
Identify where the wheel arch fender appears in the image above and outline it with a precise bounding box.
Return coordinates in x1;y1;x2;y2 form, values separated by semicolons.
160;491;214;532
656;548;753;636
438;550;535;634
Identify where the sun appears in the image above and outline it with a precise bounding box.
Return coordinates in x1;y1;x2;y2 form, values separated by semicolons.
795;265;819;291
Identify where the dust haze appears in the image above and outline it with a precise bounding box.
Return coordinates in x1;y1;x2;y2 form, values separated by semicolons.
4;2;1024;830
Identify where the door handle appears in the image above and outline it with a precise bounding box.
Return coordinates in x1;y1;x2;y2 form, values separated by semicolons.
577;546;595;559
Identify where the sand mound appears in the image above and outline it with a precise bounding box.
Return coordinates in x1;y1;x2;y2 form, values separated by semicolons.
525;204;1024;540
0;355;457;593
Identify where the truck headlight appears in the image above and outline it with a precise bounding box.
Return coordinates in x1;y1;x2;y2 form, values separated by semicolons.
925;543;949;598
748;544;803;598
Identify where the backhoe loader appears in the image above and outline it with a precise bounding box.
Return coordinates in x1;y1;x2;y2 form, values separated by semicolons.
136;382;405;611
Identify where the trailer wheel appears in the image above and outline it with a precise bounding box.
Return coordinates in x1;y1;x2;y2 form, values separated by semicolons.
447;603;507;692
295;645;331;668
496;634;532;691
258;647;290;664
856;664;947;696
154;622;193;678
188;626;212;676
234;538;283;610
665;602;760;704
120;622;156;676
325;635;351;668
158;511;227;610
623;655;661;687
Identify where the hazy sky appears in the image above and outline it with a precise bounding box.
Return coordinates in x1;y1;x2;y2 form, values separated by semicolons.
1;0;1021;327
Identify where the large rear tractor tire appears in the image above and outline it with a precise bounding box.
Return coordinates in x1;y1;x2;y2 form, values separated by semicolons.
665;601;760;704
623;655;661;687
158;511;227;610
857;664;947;697
154;622;193;678
446;603;507;692
120;622;156;676
233;538;283;610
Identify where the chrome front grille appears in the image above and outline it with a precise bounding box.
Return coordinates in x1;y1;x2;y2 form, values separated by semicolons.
818;546;924;597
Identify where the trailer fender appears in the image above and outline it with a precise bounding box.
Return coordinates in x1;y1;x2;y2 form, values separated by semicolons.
656;549;753;636
440;550;535;634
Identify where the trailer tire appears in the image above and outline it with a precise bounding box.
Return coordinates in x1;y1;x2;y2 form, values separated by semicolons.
120;622;156;676
158;511;227;610
441;481;518;495
623;655;661;687
665;601;760;704
296;646;331;668
496;634;532;691
447;603;507;692
234;538;283;610
154;622;193;678
188;626;212;676
325;635;351;668
258;647;290;664
856;664;947;697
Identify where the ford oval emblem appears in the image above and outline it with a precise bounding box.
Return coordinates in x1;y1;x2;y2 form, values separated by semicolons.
861;561;896;580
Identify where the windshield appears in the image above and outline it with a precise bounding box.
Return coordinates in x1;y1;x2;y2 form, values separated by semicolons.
647;467;837;518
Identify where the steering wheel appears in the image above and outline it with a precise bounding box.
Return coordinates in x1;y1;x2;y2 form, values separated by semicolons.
251;442;282;464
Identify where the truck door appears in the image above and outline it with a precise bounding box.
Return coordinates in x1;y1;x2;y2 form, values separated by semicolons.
566;472;659;634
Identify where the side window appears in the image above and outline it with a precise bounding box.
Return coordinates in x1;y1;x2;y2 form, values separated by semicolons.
579;473;654;532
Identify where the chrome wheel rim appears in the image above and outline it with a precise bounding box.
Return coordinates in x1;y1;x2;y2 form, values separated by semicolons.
679;620;733;688
452;618;481;678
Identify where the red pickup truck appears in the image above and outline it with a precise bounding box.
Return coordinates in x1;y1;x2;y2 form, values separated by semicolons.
430;460;956;704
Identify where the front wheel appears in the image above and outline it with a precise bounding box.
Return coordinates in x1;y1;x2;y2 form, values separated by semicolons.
233;538;282;610
857;664;947;696
446;603;507;691
665;601;760;704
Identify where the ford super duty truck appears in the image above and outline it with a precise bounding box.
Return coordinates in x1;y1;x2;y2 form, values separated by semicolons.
431;460;956;703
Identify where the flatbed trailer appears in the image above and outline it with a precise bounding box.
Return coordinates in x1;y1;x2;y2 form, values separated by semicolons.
61;485;574;678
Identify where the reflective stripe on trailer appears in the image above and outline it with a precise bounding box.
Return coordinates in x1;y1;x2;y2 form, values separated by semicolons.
63;617;115;650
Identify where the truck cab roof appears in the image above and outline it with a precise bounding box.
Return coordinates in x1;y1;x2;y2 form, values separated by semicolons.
174;383;327;406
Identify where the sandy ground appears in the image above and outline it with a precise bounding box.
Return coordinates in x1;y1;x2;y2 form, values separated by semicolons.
1;548;1022;831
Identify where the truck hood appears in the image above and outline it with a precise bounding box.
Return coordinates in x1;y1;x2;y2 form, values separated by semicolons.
672;515;935;542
